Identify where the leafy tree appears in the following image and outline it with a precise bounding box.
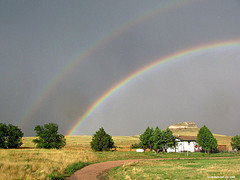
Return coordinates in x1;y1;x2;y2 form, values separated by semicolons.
148;127;155;151
140;126;177;153
90;127;115;151
0;123;23;149
196;125;218;153
153;126;164;152
33;123;66;149
152;127;177;153
6;124;24;148
0;123;7;148
162;128;177;152
140;126;154;151
231;135;240;151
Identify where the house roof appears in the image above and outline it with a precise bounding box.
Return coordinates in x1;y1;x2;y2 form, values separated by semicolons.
176;136;197;141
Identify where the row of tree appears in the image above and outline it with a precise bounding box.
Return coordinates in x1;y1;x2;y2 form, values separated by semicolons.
138;125;240;154
89;126;240;153
1;122;240;152
138;125;219;153
0;123;66;149
139;127;177;152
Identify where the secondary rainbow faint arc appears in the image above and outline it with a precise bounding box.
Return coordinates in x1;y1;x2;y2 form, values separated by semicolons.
67;40;240;135
18;0;190;128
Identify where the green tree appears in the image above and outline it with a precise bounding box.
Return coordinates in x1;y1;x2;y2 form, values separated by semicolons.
140;126;154;151
6;124;24;148
0;123;23;149
196;125;218;154
231;135;240;151
153;126;164;152
33;123;66;149
162;128;177;152
0;123;8;148
152;127;177;153
90;127;115;151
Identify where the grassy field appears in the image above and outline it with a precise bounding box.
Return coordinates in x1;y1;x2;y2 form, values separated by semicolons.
22;132;231;149
0;148;97;179
0;134;236;179
107;157;240;179
0;135;142;179
22;135;140;150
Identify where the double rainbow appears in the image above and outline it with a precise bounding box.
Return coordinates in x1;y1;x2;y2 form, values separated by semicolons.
18;0;191;128
67;40;240;135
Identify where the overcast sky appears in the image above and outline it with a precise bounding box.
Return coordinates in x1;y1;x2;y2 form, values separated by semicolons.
1;0;240;136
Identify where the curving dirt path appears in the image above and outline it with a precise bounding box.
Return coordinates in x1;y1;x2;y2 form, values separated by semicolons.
66;159;146;180
67;156;239;180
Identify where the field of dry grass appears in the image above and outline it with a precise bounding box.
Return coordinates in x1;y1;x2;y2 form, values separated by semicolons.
0;135;140;179
0;148;97;180
0;133;233;179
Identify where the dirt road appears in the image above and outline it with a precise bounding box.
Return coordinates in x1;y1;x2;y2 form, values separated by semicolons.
67;156;238;180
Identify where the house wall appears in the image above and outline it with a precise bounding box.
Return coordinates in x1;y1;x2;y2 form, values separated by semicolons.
167;141;197;152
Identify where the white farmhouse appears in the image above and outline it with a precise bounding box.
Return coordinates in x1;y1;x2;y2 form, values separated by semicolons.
167;136;200;153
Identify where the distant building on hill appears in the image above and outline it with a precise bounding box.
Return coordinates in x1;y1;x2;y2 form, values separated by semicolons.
167;136;200;153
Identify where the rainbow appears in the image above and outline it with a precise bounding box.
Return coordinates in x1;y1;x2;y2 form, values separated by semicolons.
67;40;240;135
18;0;190;128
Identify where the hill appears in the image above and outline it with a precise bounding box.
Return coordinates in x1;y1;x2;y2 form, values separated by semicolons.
168;122;232;146
168;122;199;136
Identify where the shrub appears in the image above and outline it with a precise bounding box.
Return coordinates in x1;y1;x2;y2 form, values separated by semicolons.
33;123;66;149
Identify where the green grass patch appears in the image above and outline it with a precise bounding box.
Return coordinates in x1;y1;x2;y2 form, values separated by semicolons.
64;161;89;176
47;161;90;179
95;151;157;161
107;157;240;179
146;151;240;159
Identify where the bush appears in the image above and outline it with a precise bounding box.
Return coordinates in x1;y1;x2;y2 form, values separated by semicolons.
0;123;23;149
33;123;66;149
90;127;115;151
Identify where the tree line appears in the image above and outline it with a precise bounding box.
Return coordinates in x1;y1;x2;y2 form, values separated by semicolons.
0;122;65;149
139;126;177;152
0;122;240;152
138;125;219;154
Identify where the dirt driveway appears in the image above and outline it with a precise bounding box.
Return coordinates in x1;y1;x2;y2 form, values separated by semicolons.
67;159;146;180
67;157;238;180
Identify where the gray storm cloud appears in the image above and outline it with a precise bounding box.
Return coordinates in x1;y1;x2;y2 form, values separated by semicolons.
0;0;240;136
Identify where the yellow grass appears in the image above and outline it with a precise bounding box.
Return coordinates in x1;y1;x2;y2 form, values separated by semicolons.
0;135;140;179
0;148;97;180
1;133;233;179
